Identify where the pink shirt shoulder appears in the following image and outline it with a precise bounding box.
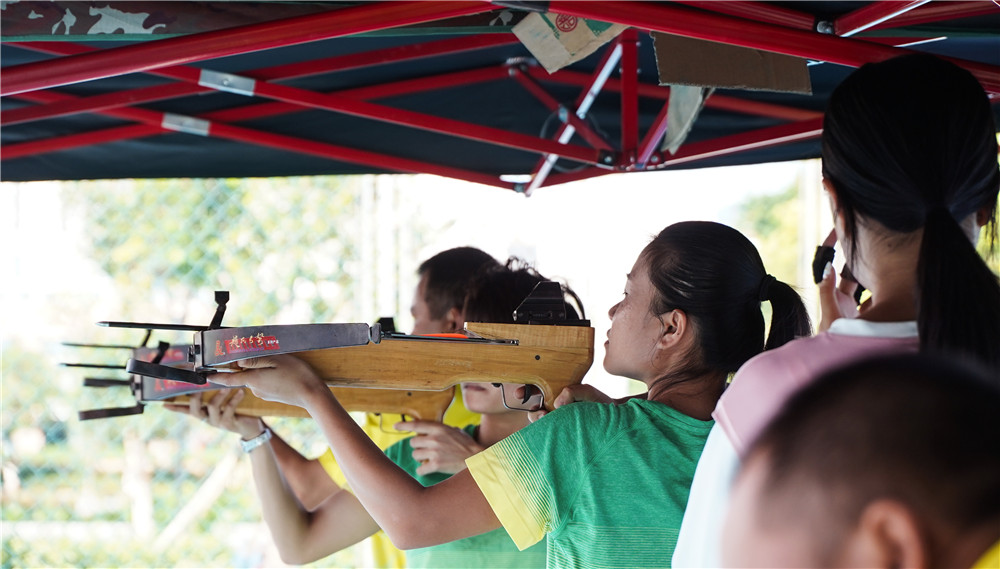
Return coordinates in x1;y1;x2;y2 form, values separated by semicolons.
713;319;919;456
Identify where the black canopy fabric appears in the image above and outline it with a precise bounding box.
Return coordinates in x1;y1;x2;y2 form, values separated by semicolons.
2;1;998;190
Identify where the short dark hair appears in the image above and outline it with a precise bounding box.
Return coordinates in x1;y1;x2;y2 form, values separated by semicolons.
418;247;501;320
462;258;583;324
749;354;1000;556
821;54;1000;371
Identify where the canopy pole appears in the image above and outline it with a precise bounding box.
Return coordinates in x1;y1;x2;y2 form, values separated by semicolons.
619;28;640;170
637;101;670;169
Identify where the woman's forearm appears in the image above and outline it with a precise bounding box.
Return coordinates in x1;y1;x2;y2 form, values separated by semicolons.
247;441;377;564
301;386;502;549
216;355;502;549
244;441;315;562
266;431;341;510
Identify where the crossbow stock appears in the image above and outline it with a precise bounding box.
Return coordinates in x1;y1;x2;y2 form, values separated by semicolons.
75;285;595;420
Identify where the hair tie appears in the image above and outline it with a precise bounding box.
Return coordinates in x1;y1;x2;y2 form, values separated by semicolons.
758;274;777;302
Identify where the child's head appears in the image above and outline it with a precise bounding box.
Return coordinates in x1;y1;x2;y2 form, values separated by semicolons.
461;257;582;324
605;221;810;384
722;354;1000;568
460;259;582;414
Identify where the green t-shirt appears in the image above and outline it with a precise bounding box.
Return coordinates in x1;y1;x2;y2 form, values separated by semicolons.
384;425;547;569
466;399;713;569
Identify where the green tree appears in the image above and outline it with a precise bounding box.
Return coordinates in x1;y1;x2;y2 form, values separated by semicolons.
737;184;801;285
64;176;364;325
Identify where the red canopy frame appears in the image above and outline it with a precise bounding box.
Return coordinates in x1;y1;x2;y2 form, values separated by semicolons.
2;1;997;190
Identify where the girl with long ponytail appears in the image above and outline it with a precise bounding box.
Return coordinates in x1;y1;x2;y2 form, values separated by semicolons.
820;53;999;370
674;53;1000;567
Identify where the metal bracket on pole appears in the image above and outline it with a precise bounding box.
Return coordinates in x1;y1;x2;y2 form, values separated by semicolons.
198;69;257;96
161;113;211;137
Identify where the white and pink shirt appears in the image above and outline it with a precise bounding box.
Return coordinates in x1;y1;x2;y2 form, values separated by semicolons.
673;318;919;568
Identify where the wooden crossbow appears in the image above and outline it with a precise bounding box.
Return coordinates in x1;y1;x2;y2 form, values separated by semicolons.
74;286;595;420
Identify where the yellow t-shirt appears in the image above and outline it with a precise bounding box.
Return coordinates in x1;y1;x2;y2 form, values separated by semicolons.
317;389;481;569
972;539;999;569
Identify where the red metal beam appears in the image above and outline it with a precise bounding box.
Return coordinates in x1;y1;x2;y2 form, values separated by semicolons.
675;1;816;31
524;36;624;194
2;90;171;158
540;117;824;186
249;34;521;82
208;67;511;123
549;1;1000;94
668;1;990;38
529;67;822;122
861;36;948;48
657;117;824;168
870;1;1000;30
222;77;603;165
700;93;822;122
4;47;515;127
637;101;670;168
208;122;512;189
541;166;619;189
2;123;162;159
510;67;612;151
3;89;511;189
5;22;820;173
834;1;930;37
0;2;492;96
4;33;518;125
9;43;600;166
620;29;640;168
4;66;513;164
342;67;510;107
3;83;197;126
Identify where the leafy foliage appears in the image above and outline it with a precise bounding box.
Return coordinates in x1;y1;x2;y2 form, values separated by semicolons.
737;184;802;286
64;176;364;324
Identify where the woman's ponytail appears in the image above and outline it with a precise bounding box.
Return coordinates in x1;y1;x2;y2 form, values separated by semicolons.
917;207;1000;372
822;54;1000;375
763;278;812;351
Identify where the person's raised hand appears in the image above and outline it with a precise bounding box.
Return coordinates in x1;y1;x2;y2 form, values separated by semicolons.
210;354;325;410
165;389;264;439
527;384;615;423
817;262;862;332
394;420;485;476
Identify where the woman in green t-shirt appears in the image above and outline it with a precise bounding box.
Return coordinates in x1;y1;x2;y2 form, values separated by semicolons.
184;261;577;568
221;221;810;568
